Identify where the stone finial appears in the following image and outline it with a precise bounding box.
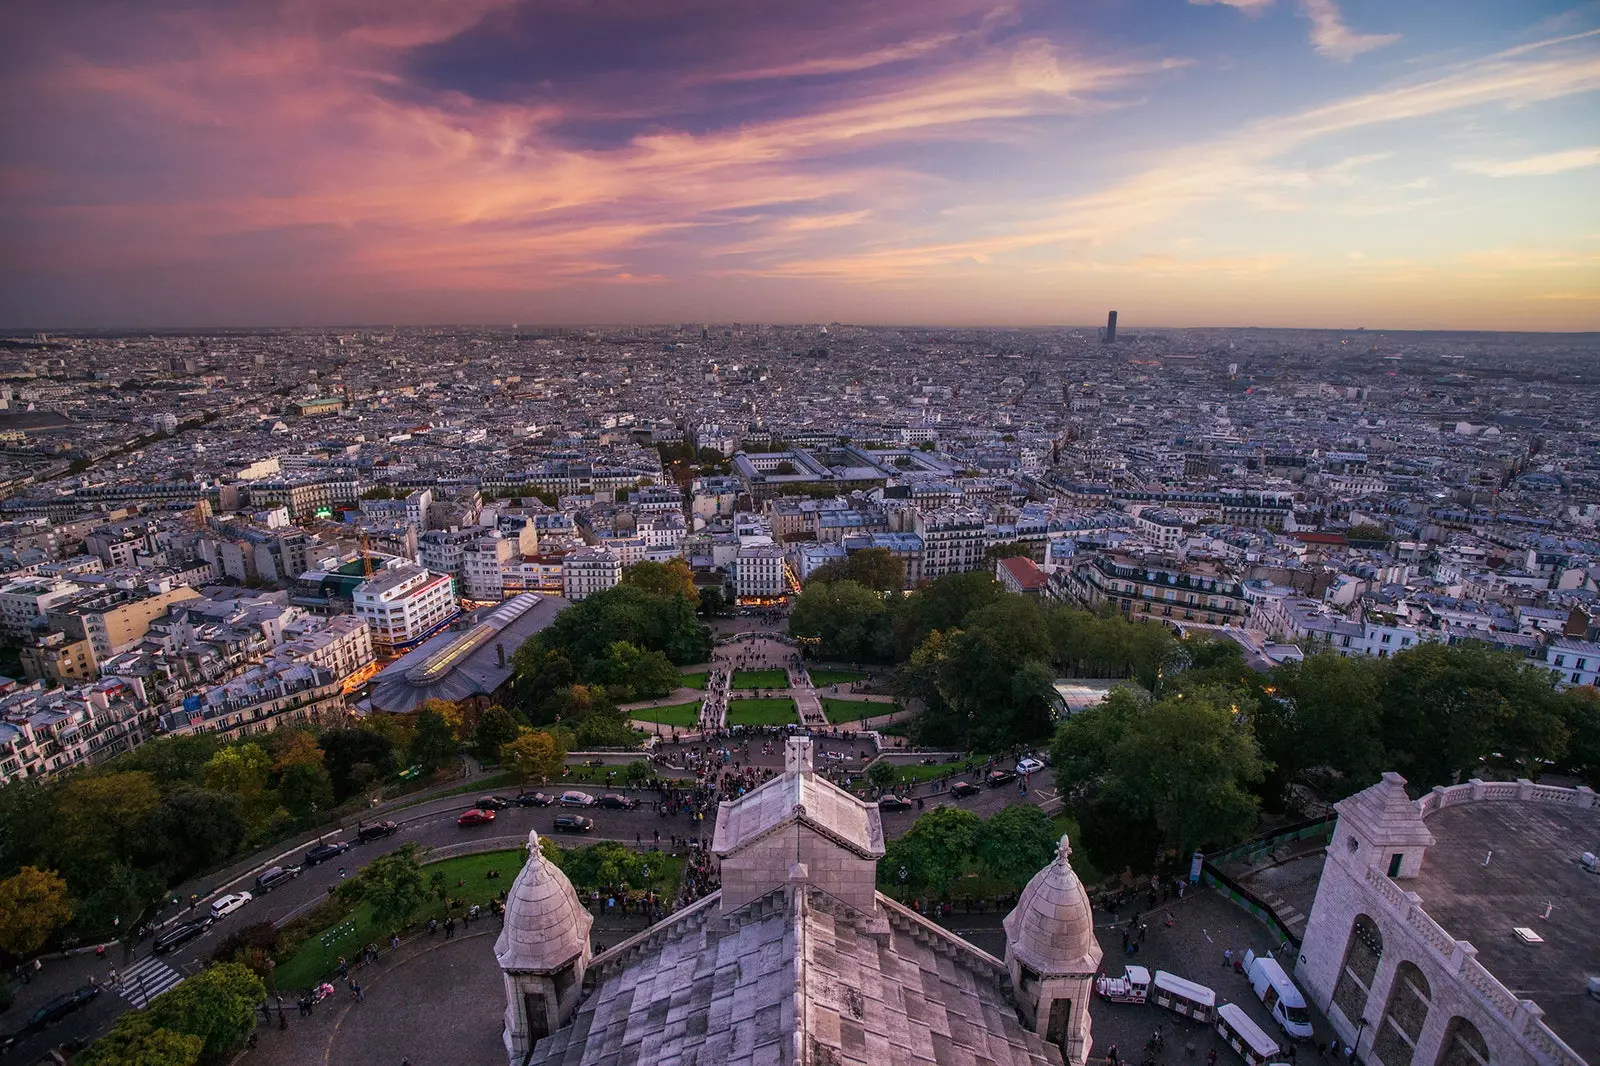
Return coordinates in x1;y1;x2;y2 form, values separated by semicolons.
785;735;815;775
528;828;542;857
1057;834;1073;864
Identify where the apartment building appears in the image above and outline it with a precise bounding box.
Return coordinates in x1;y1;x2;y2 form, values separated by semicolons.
0;578;82;637
1058;552;1246;625
913;509;987;579
278;614;376;690
0;676;151;783
46;582;203;659
17;631;98;685
162;662;346;741
461;531;516;601
562;547;622;602
352;565;458;650
735;544;787;600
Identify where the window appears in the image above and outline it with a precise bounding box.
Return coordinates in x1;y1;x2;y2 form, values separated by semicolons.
1554;655;1565;667
1434;1018;1489;1066
1332;915;1382;1027
1373;962;1431;1066
1388;853;1403;878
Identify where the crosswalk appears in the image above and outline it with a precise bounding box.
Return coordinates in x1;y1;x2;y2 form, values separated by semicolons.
114;953;186;1008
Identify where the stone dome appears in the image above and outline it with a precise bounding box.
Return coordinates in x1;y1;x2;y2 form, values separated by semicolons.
1003;834;1103;977
495;830;594;974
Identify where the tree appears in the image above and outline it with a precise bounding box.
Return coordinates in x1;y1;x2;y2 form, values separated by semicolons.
474;705;523;762
977;805;1059;893
1265;653;1385;795
359;846;429;934
592;641;680;700
81;1014;203;1066
867;760;897;790
144;962;266;1060
698;586;728;617
624;559;700;608
116;734;223;791
502;729;567;785
417;697;471;742
807;548;905;592
319;726;397;798
880;805;981;897
143;790;248;879
278;762;335;822
982;542;1033;565
409;707;459;774
788;579;888;662
271;729;325;771
202;744;275;821
53;771;161;869
0;866;73;956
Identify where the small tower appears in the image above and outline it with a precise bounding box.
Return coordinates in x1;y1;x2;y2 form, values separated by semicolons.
1329;771;1434;880
1004;835;1103;1066
496;830;593;1064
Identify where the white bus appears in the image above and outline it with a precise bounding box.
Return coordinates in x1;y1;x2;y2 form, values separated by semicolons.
1216;1002;1282;1066
1152;970;1217;1023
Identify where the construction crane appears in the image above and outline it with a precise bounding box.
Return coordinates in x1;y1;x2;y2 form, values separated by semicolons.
359;531;374;579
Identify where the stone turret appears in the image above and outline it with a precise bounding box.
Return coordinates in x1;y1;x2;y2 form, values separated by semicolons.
497;830;592;1064
1003;834;1103;1066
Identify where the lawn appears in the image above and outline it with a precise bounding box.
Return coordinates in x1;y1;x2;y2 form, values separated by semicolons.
628;701;702;727
679;672;709;689
726;698;798;726
272;849;525;991
821;698;889;724
809;669;866;687
879;759;968;786
731;669;788;690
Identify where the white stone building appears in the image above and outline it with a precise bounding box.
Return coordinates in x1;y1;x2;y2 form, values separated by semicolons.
561;547;621;602
1296;773;1596;1066
352;564;458;650
734;543;786;600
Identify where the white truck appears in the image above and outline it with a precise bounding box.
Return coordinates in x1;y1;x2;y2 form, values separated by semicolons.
1242;950;1314;1040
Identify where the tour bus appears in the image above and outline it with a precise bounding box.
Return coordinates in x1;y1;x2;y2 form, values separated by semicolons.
1242;950;1315;1040
1095;965;1151;1004
1152;970;1217;1023
1216;1002;1282;1066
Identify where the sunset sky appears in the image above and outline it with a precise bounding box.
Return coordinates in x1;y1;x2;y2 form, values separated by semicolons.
2;0;1598;330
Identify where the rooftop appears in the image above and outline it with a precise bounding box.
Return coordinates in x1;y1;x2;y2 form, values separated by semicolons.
1411;795;1600;1062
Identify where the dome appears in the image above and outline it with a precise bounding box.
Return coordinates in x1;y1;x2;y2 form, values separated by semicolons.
1003;835;1102;977
495;830;593;974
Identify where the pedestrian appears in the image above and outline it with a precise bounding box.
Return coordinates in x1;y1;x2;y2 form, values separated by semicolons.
390;933;399;953
1223;948;1233;968
1138;923;1147;943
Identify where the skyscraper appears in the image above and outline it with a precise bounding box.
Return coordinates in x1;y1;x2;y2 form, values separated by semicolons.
1103;311;1118;344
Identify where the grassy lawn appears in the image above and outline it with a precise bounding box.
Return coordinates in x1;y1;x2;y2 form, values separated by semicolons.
821;698;889;724
726;698;798;726
679;671;709;689
272;850;525;991
731;668;788;689
878;759;968;786
628;701;702;727
809;669;866;686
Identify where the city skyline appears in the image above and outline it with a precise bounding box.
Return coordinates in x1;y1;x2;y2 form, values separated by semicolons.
3;0;1599;330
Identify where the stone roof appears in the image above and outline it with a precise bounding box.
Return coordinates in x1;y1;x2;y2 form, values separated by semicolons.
710;761;885;860
1333;771;1436;849
496;830;593;974
1002;836;1102;979
527;885;1063;1066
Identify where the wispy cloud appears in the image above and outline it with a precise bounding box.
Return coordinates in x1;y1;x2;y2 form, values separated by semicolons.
1299;0;1399;61
1457;146;1600;176
1188;0;1276;12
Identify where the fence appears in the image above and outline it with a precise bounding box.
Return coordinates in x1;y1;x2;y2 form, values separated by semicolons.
1201;816;1334;950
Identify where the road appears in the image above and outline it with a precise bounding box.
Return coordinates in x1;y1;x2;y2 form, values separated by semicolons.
0;741;1055;1064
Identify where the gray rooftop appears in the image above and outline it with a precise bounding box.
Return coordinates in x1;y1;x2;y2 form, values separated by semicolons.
1410;798;1599;1063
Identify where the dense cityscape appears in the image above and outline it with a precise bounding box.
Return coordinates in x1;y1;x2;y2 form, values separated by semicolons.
0;322;1593;1066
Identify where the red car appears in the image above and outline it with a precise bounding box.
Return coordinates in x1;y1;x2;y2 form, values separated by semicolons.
457;808;497;827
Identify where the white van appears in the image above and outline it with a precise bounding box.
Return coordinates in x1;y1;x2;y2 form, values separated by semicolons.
1152;970;1217;1023
1242;950;1314;1040
1216;1002;1282;1066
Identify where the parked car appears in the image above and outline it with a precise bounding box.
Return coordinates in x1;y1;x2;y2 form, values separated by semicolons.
475;795;514;811
13;984;101;1038
304;841;350;866
553;814;595;833
153;918;211;955
514;791;554;807
358;820;399;843
878;795;914;812
950;780;981;798
595;793;637;810
457;808;497;827
210;892;252;919
986;769;1017;788
1016;757;1046;776
254;865;299;891
558;790;596;807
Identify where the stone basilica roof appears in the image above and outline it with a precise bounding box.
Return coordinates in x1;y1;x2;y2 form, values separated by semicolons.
1003;835;1103;979
496;830;593;974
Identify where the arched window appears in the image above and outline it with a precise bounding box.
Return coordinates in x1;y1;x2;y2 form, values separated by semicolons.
1332;914;1383;1026
1435;1017;1489;1066
1373;962;1431;1066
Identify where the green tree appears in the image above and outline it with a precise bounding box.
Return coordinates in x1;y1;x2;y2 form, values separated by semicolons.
144;962;266;1060
1559;687;1600;785
53;771;161;869
474;705;523;762
867;760;897;790
359;846;429;934
880;805;981;897
143;790;248;879
982;542;1034;564
202;744;275;821
319;726;397;798
116;734;223;791
788;579;888;662
409;707;459;773
278;762;335;822
623;559;700;607
0;866;73;956
976;805;1060;893
697;586;728;617
81;1014;203;1066
592;641;680;700
502;729;568;785
807;548;905;592
1265;652;1386;795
